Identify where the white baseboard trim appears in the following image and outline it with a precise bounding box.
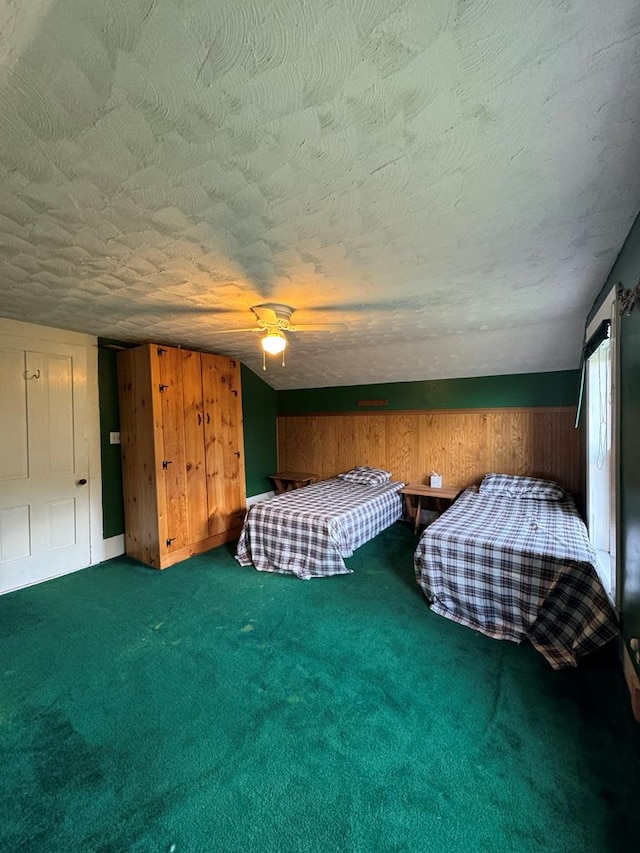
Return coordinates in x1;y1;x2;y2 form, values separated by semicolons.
104;534;125;559
247;490;275;507
91;534;125;564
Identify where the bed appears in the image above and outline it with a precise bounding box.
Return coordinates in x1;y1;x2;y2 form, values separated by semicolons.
236;469;404;579
413;474;618;669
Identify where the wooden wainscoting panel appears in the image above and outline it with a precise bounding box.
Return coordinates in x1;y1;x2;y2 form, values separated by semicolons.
387;414;418;482
277;407;581;498
280;416;311;474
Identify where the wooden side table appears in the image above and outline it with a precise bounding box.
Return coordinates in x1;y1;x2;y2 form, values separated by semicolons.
269;471;317;494
399;484;460;534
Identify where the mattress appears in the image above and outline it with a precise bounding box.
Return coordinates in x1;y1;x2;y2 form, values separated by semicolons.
236;478;404;579
413;487;618;668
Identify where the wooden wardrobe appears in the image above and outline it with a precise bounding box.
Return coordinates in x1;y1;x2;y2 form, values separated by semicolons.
117;344;246;569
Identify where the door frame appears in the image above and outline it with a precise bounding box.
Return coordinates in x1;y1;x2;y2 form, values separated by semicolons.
0;317;106;585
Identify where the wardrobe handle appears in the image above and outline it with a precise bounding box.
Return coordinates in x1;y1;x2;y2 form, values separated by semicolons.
197;413;202;425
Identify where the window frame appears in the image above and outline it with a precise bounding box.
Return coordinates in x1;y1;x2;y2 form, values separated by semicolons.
584;288;619;609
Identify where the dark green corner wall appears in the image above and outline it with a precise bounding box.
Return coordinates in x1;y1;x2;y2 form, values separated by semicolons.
588;212;640;673
277;370;579;414
98;345;125;539
97;346;277;539
240;363;278;497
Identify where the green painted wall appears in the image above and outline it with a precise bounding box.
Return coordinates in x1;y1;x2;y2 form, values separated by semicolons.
277;370;580;414
98;343;125;540
97;345;278;539
241;363;278;498
588;212;640;675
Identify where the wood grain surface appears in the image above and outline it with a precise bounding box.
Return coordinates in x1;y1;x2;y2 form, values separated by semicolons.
277;407;582;498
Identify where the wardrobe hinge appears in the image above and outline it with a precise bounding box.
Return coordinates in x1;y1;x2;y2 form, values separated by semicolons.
162;459;173;470
159;383;169;393
166;537;176;547
157;347;167;356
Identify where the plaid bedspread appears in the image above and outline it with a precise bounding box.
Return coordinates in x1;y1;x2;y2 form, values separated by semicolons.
414;488;618;668
236;478;404;579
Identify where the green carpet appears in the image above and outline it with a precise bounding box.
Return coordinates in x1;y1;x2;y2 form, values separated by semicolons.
1;523;639;853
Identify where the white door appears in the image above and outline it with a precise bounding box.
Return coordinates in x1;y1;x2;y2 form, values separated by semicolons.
0;337;90;593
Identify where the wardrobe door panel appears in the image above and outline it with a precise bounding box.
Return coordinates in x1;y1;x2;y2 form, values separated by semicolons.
157;347;189;554
180;349;209;544
201;354;246;537
118;345;164;567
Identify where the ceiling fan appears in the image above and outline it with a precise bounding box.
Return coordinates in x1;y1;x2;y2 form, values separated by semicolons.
219;303;346;368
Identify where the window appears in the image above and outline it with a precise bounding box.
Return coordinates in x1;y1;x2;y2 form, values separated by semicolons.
584;295;618;606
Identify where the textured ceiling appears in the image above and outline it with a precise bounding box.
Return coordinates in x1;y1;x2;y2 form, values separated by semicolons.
0;0;639;389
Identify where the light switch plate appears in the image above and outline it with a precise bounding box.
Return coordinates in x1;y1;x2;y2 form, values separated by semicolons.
110;431;121;445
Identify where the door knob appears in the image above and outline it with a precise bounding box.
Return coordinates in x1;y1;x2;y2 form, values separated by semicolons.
77;478;87;485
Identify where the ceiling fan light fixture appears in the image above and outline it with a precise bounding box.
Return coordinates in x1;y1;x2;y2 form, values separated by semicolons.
261;330;287;355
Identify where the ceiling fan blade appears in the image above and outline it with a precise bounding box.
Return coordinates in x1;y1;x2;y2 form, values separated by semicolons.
252;305;279;325
311;299;419;313
209;326;263;333
289;323;347;332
